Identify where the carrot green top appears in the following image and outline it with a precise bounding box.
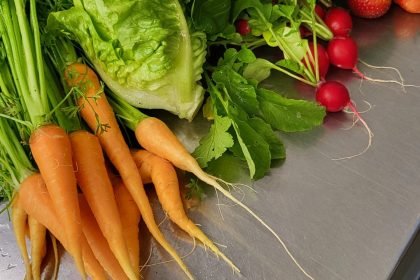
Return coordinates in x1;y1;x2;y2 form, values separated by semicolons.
0;0;81;133
0;0;49;129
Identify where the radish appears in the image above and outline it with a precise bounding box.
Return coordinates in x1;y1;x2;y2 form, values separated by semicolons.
327;36;357;70
315;81;349;112
327;36;411;87
316;80;373;160
236;19;251;35
324;7;353;36
315;4;326;19
304;42;330;80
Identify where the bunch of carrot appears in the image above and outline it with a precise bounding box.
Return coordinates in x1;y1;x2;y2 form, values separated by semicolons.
0;0;243;279
0;1;318;280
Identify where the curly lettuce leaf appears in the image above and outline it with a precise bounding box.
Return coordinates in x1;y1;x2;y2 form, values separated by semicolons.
47;0;206;120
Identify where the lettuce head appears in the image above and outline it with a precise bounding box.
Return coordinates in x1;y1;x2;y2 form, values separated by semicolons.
47;0;206;120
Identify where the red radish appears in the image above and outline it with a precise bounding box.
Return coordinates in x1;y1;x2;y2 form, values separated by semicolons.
327;36;358;70
327;36;409;86
304;42;330;80
324;7;353;36
300;26;312;38
316;80;373;160
316;81;350;112
315;4;326;19
236;19;251;35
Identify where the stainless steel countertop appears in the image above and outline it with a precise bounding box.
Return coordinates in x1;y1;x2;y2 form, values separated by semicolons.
1;5;420;280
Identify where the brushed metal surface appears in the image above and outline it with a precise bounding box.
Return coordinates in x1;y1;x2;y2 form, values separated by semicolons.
1;6;420;280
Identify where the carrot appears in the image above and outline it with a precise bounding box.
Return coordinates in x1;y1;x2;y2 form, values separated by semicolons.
109;92;314;279
64;63;193;280
17;173;107;280
69;130;137;280
29;124;85;278
112;176;141;277
78;194;129;280
28;215;47;280
11;196;32;280
132;150;239;273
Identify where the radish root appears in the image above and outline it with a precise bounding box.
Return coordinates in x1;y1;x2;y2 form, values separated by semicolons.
354;63;420;91
358;59;405;86
332;102;374;161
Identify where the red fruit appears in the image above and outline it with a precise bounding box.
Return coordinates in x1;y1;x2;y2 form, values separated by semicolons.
316;81;350;112
348;0;392;18
315;4;326;19
300;26;312;38
236;19;251;35
304;42;330;79
327;36;358;70
324;7;353;36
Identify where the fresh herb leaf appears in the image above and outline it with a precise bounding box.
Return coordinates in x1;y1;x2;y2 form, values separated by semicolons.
229;114;271;179
257;88;326;132
206;153;251;183
191;0;231;34
243;58;274;83
193;115;234;168
275;59;305;75
212;65;259;115
248;117;285;160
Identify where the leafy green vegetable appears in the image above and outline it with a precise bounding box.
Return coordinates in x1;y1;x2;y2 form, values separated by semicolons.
193;46;325;179
257;88;326;132
47;0;207;120
191;0;231;35
248;117;285;160
193;115;234;167
229;114;271;179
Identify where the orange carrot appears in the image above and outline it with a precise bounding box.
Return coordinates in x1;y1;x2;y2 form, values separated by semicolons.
132;150;239;272
112;176;141;277
29;125;84;278
17;173;107;280
132;117;316;278
69;130;136;280
64;63;193;280
78;194;129;280
11;196;32;280
28;215;47;280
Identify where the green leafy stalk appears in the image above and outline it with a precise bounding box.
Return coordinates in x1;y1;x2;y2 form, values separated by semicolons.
0;0;51;129
299;5;333;41
0;118;34;185
107;89;149;132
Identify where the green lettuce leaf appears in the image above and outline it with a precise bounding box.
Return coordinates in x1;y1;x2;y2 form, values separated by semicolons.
47;0;206;120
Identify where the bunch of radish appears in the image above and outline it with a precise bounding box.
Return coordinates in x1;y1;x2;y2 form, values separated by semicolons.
308;6;359;113
307;5;374;159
